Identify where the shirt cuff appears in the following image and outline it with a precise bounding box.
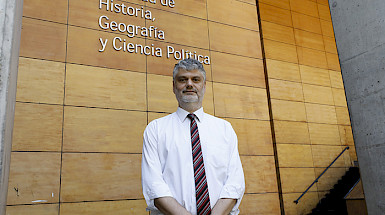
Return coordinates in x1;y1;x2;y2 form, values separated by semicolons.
145;182;173;211
219;184;245;213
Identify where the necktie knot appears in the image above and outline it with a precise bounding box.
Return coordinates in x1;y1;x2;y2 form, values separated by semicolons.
187;113;196;120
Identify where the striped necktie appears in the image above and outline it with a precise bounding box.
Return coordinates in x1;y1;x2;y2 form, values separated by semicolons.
187;114;211;215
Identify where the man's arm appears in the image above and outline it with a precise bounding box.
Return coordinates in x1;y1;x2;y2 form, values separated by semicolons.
154;197;192;215
211;198;237;215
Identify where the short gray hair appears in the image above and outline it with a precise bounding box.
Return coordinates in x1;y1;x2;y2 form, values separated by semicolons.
173;58;206;81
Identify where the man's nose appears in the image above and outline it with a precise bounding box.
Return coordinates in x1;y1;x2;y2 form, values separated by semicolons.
186;78;193;86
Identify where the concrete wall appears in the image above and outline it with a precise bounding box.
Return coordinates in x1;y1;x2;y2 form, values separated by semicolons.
329;0;385;214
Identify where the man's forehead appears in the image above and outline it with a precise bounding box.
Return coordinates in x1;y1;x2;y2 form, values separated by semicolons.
175;69;203;77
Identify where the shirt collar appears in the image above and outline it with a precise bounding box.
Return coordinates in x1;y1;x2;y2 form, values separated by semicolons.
176;107;204;123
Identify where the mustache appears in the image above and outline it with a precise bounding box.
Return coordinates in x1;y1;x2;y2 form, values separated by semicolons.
182;89;197;93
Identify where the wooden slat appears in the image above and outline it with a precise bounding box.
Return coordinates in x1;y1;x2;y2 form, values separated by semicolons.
207;0;259;31
12;103;63;152
297;46;328;69
264;39;298;63
66;26;146;72
311;145;347;168
338;125;355;146
329;70;344;88
265;59;301;82
261;21;295;45
209;22;262;58
60;153;142;202
63;107;146;153
323;36;338;54
148;112;170;123
225;118;273;156
327;52;341;71
150;8;209;49
335;107;351;125
211;51;265;88
276;144;314;167
332;88;348;107
271;99;307;122
305;103;337;124
7;152;61;205
302;84;334;105
241;156;278;193
65;64;146;110
300;65;331;87
23;0;68;23
321;20;335;37
292;12;322;34
274;120;310;144
294;29;325;51
16;58;65;104
315;167;346;191
146;0;207;19
280;168;317;193
269;79;304;102
60;199;148;215
259;0;290;10
308;123;341;145
290;0;319;18
259;3;292;27
318;3;332;21
239;193;281;214
317;0;329;5
213;83;269;120
20;18;66;62
6;204;59;215
283;192;319;215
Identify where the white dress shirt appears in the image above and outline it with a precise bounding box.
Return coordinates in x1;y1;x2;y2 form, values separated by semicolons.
142;107;245;215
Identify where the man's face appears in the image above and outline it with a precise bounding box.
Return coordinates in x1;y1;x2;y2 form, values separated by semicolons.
173;69;206;105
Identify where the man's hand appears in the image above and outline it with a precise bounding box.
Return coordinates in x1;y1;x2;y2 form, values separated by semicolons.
154;197;192;215
211;198;237;215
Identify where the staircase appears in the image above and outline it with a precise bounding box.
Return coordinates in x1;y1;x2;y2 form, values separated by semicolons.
310;167;360;215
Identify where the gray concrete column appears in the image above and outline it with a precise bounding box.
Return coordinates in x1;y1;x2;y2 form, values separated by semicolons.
329;0;385;214
0;0;23;214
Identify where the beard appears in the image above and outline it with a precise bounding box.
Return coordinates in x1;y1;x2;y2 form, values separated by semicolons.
180;94;199;103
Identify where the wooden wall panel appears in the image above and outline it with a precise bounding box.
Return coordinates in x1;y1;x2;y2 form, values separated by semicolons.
7;152;61;205
302;84;334;105
335;107;351;125
271;99;307;122
145;0;207;19
264;39;298;63
320;20;335;37
60;199;148;215
209;22;262;58
269;79;304;102
259;0;290;10
289;0;319;17
148;112;169;123
283;192;319;215
61;153;142;202
226;118;273;156
20;18;67;61
274;121;310;144
308;123;341;145
150;9;209;49
241;156;278;193
213;83;269;120
311;145;346;167
292;12;322;34
329;70;344;88
317;0;329;5
239;193;281;214
324;36;338;54
318;4;332;21
305;103;337;124
276;144;314;167
261;21;295;44
339;126;354;146
146;40;212;80
65;64;146;110
326;52;341;71
211;52;265;88
66;26;146;72
6;204;59;215
300;65;331;87
265;59;301;82
332;88;348;107
16;58;65;104
280;168;316;193
297;46;328;69
207;0;259;30
12;103;63;152
315;167;346;191
68;0;144;31
294;29;325;51
23;0;68;23
259;3;292;26
63;107;146;153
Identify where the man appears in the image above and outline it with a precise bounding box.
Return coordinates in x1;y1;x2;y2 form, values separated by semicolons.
142;58;245;215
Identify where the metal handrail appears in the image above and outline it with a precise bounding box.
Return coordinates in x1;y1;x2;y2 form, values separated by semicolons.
294;146;350;204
